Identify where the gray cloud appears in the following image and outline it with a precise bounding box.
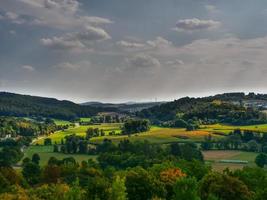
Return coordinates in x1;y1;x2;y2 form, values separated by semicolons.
126;54;161;69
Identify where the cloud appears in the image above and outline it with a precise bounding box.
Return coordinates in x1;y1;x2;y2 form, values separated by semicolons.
146;37;172;48
41;26;111;50
116;37;173;51
0;0;113;30
126;54;160;69
175;18;221;31
116;41;145;48
80;16;113;26
0;11;26;24
21;65;35;72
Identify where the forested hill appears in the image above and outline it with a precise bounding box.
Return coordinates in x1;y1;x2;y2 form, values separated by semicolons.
137;93;267;125
0;92;117;120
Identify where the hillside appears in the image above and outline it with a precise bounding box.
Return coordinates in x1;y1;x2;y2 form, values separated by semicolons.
0;92;117;120
137;93;267;125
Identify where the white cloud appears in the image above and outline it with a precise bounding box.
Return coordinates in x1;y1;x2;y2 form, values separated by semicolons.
22;65;35;72
175;18;221;31
116;37;173;51
0;0;113;30
116;41;145;48
41;26;111;50
80;16;113;26
146;37;172;48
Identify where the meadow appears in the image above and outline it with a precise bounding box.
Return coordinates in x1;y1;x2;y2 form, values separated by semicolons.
200;123;267;134
21;145;97;166
35;123;123;145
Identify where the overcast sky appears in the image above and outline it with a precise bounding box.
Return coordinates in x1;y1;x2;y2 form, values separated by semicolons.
1;0;267;103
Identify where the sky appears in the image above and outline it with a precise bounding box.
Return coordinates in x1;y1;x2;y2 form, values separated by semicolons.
1;0;267;103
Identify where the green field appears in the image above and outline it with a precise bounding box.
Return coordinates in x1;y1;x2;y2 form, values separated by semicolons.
35;123;123;145
80;117;91;122
200;123;267;134
22;145;97;166
203;150;258;171
53;119;73;126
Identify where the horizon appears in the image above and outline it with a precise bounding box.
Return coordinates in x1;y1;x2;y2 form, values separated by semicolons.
1;0;267;102
1;89;266;104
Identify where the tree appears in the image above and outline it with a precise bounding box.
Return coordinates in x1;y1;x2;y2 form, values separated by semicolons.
255;153;267;168
125;167;165;200
43;164;61;183
122;119;150;135
22;162;41;185
32;153;40;165
247;140;259;152
199;172;252;200
172;177;200;200
110;176;128;200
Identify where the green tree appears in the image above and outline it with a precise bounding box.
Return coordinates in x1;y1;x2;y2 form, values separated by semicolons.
125;167;165;200
199;172;252;200
32;153;40;165
110;176;128;200
172;177;200;200
22;162;41;185
255;153;267;168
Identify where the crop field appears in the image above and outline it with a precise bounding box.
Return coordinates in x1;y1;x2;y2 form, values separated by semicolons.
203;150;258;171
21;145;97;166
35;123;123;145
200;123;267;135
90;126;222;144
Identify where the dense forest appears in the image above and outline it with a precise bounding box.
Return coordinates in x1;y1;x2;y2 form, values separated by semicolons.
0;92;117;120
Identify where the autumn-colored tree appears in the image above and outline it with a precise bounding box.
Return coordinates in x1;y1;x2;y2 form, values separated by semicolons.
160;168;186;185
43;164;61;183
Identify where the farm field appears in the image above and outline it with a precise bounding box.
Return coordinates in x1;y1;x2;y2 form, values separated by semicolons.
35;122;267;145
200;123;267;134
203;150;258;171
91;126;222;144
35;123;123;145
21;145;97;166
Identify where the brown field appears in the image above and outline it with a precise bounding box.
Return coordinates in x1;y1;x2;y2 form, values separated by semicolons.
203;150;258;171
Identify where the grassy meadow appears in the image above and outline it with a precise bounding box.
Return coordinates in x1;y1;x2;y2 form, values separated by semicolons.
200;123;267;134
21;145;97;166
